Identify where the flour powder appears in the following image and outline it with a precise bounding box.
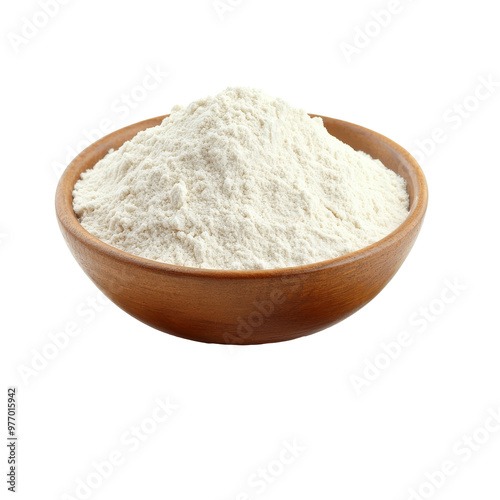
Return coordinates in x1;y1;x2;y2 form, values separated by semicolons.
73;87;409;270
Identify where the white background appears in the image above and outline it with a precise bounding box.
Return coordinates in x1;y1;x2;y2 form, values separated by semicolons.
2;1;500;499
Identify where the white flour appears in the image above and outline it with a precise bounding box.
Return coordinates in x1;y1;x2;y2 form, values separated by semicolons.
73;87;409;270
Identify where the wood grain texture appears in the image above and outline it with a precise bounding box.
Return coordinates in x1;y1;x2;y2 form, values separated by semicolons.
55;115;428;344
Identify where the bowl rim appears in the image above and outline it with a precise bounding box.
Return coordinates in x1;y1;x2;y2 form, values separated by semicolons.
55;114;428;279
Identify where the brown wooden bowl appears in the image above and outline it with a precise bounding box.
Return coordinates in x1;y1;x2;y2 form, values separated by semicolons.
55;115;428;345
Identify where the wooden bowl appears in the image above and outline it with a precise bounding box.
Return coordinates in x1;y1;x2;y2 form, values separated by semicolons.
55;115;428;344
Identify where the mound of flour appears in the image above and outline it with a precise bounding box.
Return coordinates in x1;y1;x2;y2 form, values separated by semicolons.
73;87;409;270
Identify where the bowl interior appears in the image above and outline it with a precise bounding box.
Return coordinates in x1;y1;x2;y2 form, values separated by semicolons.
58;114;426;275
313;116;420;207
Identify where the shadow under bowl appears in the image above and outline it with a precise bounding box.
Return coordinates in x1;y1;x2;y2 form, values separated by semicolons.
55;114;428;344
